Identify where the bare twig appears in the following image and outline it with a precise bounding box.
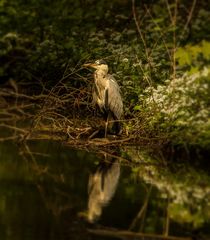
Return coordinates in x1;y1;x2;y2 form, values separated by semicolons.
132;0;150;64
178;0;197;45
0;123;27;133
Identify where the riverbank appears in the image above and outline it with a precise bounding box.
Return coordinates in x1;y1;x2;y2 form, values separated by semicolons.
1;66;209;153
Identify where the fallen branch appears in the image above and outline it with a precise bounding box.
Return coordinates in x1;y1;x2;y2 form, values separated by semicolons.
88;228;192;240
88;136;135;146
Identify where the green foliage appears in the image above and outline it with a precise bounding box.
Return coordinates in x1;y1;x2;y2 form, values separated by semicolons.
0;0;176;87
175;40;210;73
136;67;210;147
0;0;115;84
190;8;210;42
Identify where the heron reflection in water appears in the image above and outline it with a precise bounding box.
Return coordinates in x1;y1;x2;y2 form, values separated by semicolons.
87;158;120;222
83;60;123;137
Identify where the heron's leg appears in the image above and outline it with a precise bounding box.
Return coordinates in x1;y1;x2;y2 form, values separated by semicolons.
104;89;109;138
105;116;108;138
105;89;109;111
88;129;100;139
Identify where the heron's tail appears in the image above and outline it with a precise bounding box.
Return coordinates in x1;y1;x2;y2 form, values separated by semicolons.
107;112;122;135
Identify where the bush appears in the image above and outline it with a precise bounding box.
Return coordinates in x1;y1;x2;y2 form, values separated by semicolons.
134;67;210;147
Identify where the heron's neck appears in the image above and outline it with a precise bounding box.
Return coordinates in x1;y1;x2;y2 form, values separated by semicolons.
95;69;108;78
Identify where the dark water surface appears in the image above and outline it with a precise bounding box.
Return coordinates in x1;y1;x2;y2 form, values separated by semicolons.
0;140;209;240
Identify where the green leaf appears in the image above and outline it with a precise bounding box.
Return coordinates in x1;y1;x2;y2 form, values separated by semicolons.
133;105;141;111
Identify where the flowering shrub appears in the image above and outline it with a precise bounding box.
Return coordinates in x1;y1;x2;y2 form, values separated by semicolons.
139;67;210;147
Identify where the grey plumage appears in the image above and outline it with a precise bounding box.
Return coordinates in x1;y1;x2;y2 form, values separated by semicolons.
93;73;123;119
84;60;123;135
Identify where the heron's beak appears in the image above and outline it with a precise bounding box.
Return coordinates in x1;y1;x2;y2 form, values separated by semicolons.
83;63;98;69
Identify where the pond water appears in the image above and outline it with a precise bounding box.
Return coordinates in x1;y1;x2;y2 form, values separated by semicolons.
0;140;209;240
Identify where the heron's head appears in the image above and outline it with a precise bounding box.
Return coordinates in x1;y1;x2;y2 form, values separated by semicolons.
83;59;108;73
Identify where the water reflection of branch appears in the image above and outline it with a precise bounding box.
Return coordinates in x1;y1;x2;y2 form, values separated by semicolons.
164;195;170;237
129;185;152;231
98;150;131;164
88;228;192;240
37;184;73;217
98;149;166;169
19;142;66;183
19;141;48;175
18;141;75;218
0;135;19;142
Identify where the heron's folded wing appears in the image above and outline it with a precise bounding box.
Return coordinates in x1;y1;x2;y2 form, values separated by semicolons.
107;75;123;119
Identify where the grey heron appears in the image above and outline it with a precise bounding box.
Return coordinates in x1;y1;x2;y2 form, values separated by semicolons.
83;60;123;137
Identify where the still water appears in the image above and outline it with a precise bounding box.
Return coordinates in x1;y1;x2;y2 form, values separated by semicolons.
0;140;209;240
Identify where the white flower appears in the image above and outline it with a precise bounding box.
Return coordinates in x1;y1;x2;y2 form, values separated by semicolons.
122;58;129;63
